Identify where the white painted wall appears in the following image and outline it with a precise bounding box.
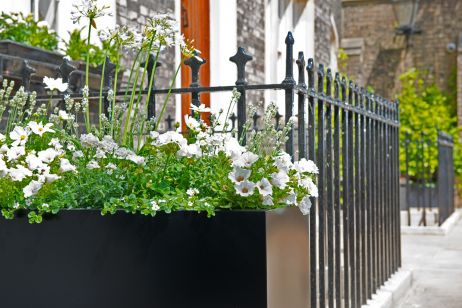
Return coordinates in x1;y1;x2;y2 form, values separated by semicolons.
209;0;237;120
0;0;30;15
265;0;315;116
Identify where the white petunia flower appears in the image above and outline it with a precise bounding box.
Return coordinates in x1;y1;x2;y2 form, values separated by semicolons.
72;150;84;160
49;138;63;151
43;76;68;92
177;143;202;158
60;158;77;173
228;166;251;184
40;172;60;183
37;20;48;28
191;103;211;113
0;133;5;143
25;154;46;171
9;126;29;146
234;180;256;197
38;148;59;164
274;152;293;172
23;180;43;198
0;144;8;153
256;178;273;196
293;158;319;174
9;165;33;182
28;121;55;137
184;114;201;131
283;189;297;205
6;146;26;162
105;163;117;174
270;170;290;189
298;195;312;215
86;160;100;169
0;159;8;176
233;151;259;168
153;131;187;147
262;195;274;206
224;137;245;160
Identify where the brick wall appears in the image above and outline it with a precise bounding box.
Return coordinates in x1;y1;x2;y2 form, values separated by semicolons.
342;0;462;107
116;0;176;130
315;0;341;67
236;0;266;106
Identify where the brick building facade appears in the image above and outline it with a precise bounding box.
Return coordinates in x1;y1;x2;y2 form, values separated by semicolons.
341;0;462;124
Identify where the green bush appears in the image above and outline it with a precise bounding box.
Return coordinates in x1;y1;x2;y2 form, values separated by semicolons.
63;28;119;67
398;68;461;179
0;12;58;51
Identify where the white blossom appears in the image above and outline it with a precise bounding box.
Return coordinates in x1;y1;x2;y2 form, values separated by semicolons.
127;154;145;165
262;195;274;206
293;158;319;174
298;195;311;215
186;188;199;197
270;170;290;189
184;114;201;131
58;110;70;121
274;152;293;172
23;180;43;198
9;165;33;182
228;166;251;184
9;126;30;146
72;150;84;160
151;200;160;211
283;189;297;205
71;0;112;24
0;133;5;143
86;160;100;170
191;103;211;113
60;158;77;173
80;133;99;148
234;180;256;197
256;178;273;196
28;121;55;137
6;146;26;162
38;148;59;164
43;76;68;92
233;151;259;168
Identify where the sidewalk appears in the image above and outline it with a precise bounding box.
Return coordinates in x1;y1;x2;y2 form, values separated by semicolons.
396;212;462;307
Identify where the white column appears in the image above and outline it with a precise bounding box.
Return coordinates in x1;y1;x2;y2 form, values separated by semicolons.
209;0;237;122
0;0;30;14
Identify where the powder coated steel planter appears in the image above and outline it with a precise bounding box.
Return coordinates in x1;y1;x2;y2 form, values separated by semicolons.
0;208;309;308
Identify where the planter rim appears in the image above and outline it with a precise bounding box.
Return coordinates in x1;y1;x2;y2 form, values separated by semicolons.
0;39;64;57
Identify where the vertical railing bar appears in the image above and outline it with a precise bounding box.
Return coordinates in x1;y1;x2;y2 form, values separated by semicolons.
325;68;334;308
366;91;373;299
348;81;356;308
397;101;402;268
385;100;391;280
370;94;378;294
317;64;326;308
354;84;361;307
378;96;385;286
334;72;342;308
296;52;307;160
359;88;367;304
307;58;318;308
282;32;296;158
341;77;351;308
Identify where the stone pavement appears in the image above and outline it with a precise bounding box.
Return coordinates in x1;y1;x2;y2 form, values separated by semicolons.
396;213;462;308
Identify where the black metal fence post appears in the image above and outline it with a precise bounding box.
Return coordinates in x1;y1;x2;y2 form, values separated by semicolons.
282;32;296;158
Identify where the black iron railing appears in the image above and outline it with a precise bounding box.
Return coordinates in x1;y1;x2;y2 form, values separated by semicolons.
402;132;454;226
7;31;401;308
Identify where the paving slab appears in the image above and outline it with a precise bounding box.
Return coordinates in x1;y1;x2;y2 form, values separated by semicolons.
396;210;462;308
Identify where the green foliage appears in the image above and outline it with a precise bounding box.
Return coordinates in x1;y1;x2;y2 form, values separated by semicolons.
63;28;118;67
0;12;58;51
398;68;461;178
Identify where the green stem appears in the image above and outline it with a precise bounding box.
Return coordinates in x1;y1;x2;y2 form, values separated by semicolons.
110;52;121;137
123;49;142;103
84;21;93;132
122;37;154;145
121;58;143;145
137;48;161;151
98;55;107;132
154;64;181;131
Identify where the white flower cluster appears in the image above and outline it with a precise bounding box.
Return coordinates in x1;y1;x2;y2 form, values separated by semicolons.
71;0;112;25
0;123;77;199
78;133;145;166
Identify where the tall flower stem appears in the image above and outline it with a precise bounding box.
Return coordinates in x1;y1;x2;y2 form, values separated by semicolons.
98;54;107;132
123;49;142;103
122;37;154;146
110;52;121;137
137;48;161;151
84;21;93;132
154;63;181;131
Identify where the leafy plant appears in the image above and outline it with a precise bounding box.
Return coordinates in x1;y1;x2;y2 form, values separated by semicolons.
62;27;118;67
398;68;461;179
0;12;59;51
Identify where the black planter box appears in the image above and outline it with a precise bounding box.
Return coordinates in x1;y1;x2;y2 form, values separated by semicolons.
0;208;310;308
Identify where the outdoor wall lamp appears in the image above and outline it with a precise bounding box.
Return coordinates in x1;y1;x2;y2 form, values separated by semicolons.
393;0;422;42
